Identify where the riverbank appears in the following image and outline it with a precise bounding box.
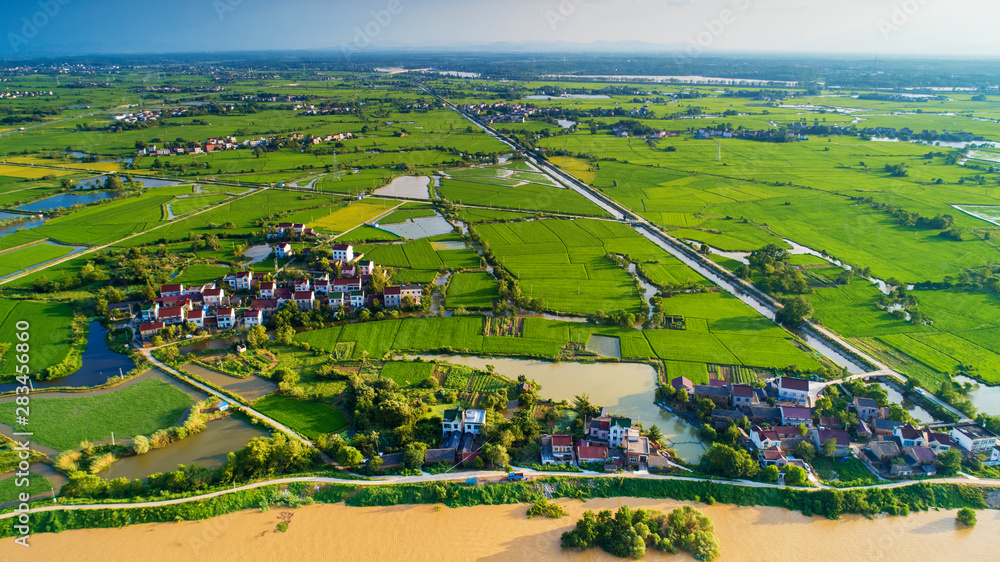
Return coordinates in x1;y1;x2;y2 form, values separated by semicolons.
4;496;997;561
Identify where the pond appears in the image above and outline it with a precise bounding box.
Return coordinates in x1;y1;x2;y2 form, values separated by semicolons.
177;336;241;354
244;244;272;264
871;383;937;424
556;119;576;129
378;215;454;239
585;335;621;359
953;375;1000;416
0;321;135;393
182;363;278;401
373;175;430;199
413;354;707;462
429;240;467;251
16;191;116;212
101;415;271;480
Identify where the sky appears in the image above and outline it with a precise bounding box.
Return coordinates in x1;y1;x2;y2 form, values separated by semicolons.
1;0;997;58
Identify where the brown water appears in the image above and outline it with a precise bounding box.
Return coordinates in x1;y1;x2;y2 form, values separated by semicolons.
414;355;706;461
5;498;996;561
182;363;277;401
101;416;270;481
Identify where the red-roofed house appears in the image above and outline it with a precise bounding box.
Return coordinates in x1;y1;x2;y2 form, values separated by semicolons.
780;406;813;427
186;309;205;328
731;383;755;407
138;322;164;341
294;291;314;311
242;309;262;326
250;299;279;316
259;282;276;298
159;283;184;297
670;376;694;395
541;434;575;465
294;279;311;292
202;288;225;306
333;277;362;293
216;307;236;329
575;440;609;464
332;244;354;262
156;306;186;325
314;278;331;295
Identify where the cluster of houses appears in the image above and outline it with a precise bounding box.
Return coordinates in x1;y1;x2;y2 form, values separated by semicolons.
135;130;353;157
671;374;1000;478
461;102;540;124
136;243;424;342
113;110;164;124
539;409;674;471
0;90;53;99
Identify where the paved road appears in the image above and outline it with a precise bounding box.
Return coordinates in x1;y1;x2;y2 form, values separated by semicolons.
3;468;997;520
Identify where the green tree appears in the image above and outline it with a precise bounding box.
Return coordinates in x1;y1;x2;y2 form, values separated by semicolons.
956;507;977;527
794;441;817;463
338;446;363;468
646;425;663;444
822;437;838;457
403;442;427;470
482;443;510;468
762;465;780;482
783;464;807;486
246;324;268;349
700;443;758;479
776;295;814;326
937;448;962;476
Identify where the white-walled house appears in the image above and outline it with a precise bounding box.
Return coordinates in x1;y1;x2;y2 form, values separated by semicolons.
608;417;632;448
951;424;999;453
242;309;263;326
216;307;236;329
186;309;205;327
332;243;354;262
778;377;810;404
259;282;275;298
203;288;225;306
275;243;293;258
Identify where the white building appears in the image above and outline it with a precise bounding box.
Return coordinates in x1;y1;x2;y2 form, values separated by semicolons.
951;424;999;454
332;243;354;262
777;377;810;404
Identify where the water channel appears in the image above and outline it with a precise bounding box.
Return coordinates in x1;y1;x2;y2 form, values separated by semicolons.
413;354;707;461
0;321;134;393
15;191;116;212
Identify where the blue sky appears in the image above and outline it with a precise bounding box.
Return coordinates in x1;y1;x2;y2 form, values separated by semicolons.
0;0;994;58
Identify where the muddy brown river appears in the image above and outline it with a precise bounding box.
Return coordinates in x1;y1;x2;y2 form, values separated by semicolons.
3;497;995;561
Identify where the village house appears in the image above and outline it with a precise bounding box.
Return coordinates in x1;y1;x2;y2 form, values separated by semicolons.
293;291;314;311
731;384;755;407
275;243;293;259
202;288;225;306
358;260;375;276
259;282;276;298
694;385;731;407
812;428;851;457
607;417;633;448
216;307;236;329
249;298;279;317
349;290;365;308
777;377;810;404
853;396;880;422
441;409;487;435
711;409;745;429
780;406;813;427
669;376;694;395
575;439;609;465
750;426;781;450
588;418;611;442
294;279;311;292
156;306;186;325
159;283;185;297
987;446;1000;467
625;435;651;469
186;309;205;328
745;405;782;425
332;243;355;262
227;271;253;291
894;425;927;448
951;423;999;453
333;277;362;294
314;278;331;295
242;309;263;326
541;435;575;465
138;322;164;341
903;446;938;476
